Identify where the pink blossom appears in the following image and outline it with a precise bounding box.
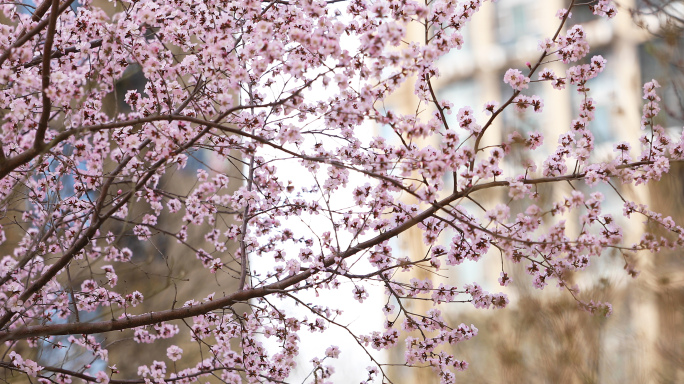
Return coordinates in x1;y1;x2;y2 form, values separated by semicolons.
166;345;183;361
503;68;530;91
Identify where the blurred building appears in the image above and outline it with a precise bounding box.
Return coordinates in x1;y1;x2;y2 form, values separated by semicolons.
384;0;684;382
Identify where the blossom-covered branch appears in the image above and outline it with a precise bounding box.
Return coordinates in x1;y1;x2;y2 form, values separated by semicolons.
1;0;681;383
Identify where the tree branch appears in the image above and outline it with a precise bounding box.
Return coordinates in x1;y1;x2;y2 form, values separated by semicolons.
0;0;76;68
34;0;61;148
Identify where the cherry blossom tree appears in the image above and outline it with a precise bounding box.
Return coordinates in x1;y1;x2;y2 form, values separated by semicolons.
0;0;681;383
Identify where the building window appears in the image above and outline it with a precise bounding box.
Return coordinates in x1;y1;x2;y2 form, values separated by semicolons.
571;4;600;25
496;0;539;47
437;23;474;77
439;79;479;136
183;148;211;174
38;308;108;375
